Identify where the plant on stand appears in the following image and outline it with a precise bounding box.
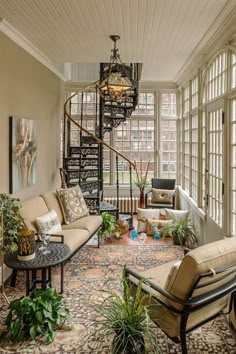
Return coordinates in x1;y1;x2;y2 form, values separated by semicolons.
134;160;150;209
93;267;160;354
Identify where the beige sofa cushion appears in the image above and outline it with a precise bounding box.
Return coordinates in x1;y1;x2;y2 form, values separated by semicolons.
52;229;90;253
21;196;49;231
41;191;64;224
62;215;102;235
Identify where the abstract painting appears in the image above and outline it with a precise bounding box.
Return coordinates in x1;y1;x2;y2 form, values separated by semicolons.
9;117;37;193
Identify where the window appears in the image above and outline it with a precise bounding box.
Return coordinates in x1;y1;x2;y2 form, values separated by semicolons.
70;92;98;115
191;76;198;109
113;120;155;184
208;109;223;227
230;99;236;236
135;93;154;116
191;114;198;202
184;85;190;114
160;120;177;177
232;53;236;89
183;117;190;192
208;51;227;101
161;93;176;117
201;111;206;208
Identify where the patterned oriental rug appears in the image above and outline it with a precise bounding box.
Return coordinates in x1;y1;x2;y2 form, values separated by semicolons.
0;244;236;354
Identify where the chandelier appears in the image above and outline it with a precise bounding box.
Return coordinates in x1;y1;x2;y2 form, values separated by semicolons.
99;35;133;101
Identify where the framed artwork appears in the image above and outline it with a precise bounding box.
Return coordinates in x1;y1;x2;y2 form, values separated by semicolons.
9;117;37;193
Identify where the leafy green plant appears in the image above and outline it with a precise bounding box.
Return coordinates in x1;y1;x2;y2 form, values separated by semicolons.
94;267;160;353
161;217;198;248
98;212;121;239
1;287;72;343
0;193;24;254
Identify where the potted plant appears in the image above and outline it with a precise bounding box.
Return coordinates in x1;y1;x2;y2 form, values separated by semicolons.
161;217;198;248
0;193;24;254
93;267;160;354
0;287;72;343
98;212;121;239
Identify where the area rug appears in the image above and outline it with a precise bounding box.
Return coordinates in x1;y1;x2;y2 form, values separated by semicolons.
0;244;235;354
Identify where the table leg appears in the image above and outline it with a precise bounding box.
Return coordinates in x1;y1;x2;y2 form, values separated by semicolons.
48;267;51;287
41;268;47;290
61;263;64;294
10;270;17;287
26;271;30;295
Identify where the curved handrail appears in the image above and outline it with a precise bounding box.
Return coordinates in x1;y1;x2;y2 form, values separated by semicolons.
64;80;136;169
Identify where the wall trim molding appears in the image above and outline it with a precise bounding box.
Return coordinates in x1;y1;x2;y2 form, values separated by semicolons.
0;19;66;81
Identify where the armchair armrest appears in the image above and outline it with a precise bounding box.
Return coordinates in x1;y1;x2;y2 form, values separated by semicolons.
145;190;152;208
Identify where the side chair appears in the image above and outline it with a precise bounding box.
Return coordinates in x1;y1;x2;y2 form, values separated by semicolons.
126;237;236;354
145;178;176;209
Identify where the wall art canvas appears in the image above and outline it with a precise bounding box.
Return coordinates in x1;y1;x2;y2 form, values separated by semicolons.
9;117;37;193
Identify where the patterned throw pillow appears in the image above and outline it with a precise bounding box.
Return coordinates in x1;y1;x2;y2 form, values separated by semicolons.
146;218;173;236
151;188;175;204
137;208;160;232
36;209;62;234
57;186;89;224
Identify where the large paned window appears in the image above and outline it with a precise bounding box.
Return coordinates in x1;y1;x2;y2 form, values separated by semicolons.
232;53;236;89
192;77;198;109
208;109;223;227
183;117;190;192
191;114;198;202
160;93;177;178
114;120;155;184
208;51;227;101
231;99;236;236
70;92;98;115
135;93;155;115
201;111;206;208
184;86;190;114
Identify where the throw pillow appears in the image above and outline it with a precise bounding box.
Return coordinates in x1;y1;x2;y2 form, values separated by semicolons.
165;209;189;221
146;218;173;236
57;186;89;224
36;209;62;234
151;188;175;204
137;208;160;233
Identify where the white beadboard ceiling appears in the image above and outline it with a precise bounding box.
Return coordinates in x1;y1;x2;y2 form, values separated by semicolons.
0;0;236;82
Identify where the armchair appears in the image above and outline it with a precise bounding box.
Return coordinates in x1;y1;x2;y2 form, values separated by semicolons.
126;237;236;354
145;178;176;209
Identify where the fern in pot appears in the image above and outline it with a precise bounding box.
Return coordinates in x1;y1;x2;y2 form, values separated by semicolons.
93;267;160;354
161;217;198;248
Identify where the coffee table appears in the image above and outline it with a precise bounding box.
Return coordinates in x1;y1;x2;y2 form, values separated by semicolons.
5;242;70;295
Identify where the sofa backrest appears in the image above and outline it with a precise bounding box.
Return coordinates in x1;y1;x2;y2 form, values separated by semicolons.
164;237;236;309
41;191;64;224
21;196;49;231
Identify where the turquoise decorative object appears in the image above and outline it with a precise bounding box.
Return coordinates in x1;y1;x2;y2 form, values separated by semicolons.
131;230;138;240
153;231;161;240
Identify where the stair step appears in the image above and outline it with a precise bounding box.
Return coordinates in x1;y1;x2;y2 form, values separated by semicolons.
80;181;99;194
80;136;99;146
64;157;98;170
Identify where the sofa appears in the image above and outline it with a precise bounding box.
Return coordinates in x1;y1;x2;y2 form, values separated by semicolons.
20;190;103;258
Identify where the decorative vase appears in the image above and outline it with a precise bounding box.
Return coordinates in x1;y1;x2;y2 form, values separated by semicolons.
139;189;145;209
112;334;145;354
17;229;36;261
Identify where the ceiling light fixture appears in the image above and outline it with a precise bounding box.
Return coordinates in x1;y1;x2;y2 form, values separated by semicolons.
99;35;133;101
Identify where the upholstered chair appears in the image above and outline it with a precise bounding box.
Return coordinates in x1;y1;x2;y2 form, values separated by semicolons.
126;237;236;354
145;178;176;209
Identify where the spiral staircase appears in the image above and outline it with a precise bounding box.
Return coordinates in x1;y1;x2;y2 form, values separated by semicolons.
62;63;141;228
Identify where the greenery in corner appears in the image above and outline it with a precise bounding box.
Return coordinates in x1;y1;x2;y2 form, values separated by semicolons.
161;217;198;248
0;287;72;343
98;212;121;239
93;267;160;353
0;193;24;254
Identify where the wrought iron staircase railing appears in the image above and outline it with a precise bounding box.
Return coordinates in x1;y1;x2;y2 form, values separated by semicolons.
63;80;137;228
